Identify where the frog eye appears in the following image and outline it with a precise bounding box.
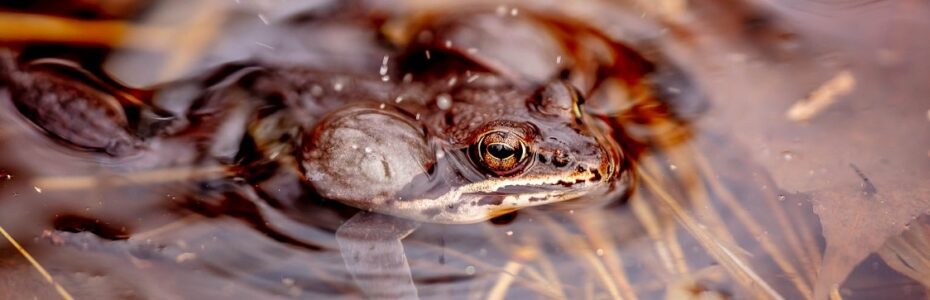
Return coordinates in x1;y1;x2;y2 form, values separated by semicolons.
472;130;530;175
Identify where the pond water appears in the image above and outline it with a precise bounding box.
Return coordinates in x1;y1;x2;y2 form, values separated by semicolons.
0;0;928;299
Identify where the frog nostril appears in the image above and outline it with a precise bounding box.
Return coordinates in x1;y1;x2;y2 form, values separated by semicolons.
552;150;571;168
536;152;550;164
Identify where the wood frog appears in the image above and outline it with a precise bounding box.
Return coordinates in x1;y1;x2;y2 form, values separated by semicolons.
0;6;691;299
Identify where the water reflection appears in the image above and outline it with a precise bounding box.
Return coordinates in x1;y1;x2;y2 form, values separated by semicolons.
1;0;929;299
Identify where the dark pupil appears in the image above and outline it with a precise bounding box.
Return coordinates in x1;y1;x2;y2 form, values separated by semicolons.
487;143;515;159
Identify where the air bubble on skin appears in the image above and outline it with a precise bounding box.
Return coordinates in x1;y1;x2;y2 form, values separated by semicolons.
465;266;476;275
310;85;323;97
506;231;514;236
778;195;786;201
436;94;453;110
496;5;507;16
782;151;795;161
379;55;389;75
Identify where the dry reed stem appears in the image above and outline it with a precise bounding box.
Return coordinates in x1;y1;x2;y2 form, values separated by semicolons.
664;145;739;247
0;12;170;49
152;1;227;82
32;165;231;191
638;168;785;300
405;238;563;298
486;261;525;300
129;215;205;241
535;212;624;300
786;71;855;122
639;160;690;274
573;213;639;300
629;190;678;274
692;150;813;299
792;206;824;280
0;226;75;300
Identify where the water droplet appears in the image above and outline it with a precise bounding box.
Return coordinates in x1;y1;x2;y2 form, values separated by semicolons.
436;93;453;110
496;5;508;16
379;103;386;109
379;55;390;74
444;40;453;48
466;48;478;54
333;82;344;92
282;278;296;286
436;151;445;159
394;96;404;103
403;73;413;83
415;113;421;120
425;50;431;60
782;151;795;161
506;231;513;236
777;195;786;201
668;164;677;170
175;252;197;263
465;266;476;275
510;8;519;16
351;145;358;150
467;74;480;82
556;55;562;64
447;77;458;87
33;186;42;193
310;85;323;97
364;147;372;153
596;249;604;256
257;14;269;25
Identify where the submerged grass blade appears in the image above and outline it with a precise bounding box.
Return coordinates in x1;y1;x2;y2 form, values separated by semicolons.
0;226;75;300
638;168;785;300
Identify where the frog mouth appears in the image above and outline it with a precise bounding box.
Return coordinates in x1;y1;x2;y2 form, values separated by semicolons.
372;172;614;224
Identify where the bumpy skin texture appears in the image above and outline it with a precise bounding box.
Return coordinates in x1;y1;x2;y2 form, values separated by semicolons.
0;54;140;156
266;11;636;223
302;105;433;204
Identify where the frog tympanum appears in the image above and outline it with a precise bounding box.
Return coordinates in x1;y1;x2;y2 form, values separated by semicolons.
0;7;679;300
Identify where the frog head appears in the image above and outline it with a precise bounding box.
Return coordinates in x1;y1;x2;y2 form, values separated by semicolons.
301;80;629;224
